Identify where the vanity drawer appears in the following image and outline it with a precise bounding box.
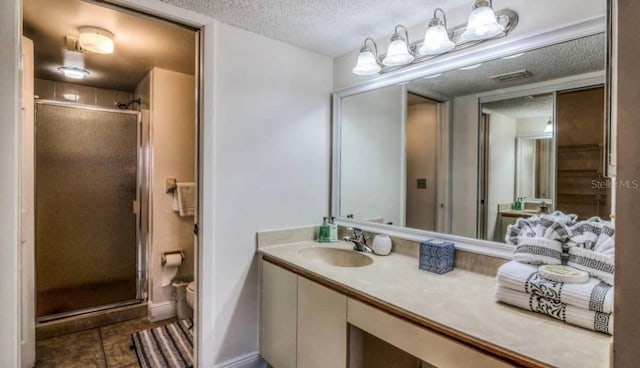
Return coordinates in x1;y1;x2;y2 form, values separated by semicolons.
347;299;514;368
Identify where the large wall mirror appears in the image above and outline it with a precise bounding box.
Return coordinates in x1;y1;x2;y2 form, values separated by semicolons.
333;23;612;250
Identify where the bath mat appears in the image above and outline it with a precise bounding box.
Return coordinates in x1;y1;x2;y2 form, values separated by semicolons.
131;319;194;368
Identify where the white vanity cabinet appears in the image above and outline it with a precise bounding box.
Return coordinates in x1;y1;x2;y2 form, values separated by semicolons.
260;261;298;368
297;277;347;368
260;260;347;368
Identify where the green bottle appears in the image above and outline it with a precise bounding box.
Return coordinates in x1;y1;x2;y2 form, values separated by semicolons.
319;217;330;243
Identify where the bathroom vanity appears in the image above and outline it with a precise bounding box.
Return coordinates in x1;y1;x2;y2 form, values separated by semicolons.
257;234;611;368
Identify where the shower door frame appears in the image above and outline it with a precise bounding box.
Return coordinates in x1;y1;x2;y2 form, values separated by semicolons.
34;100;148;322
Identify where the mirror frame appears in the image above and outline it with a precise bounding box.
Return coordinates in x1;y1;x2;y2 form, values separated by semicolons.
331;14;611;259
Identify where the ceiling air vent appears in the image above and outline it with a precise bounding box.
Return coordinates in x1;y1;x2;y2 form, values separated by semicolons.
490;69;532;82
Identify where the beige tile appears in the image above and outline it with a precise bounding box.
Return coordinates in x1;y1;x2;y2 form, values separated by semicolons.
102;335;138;368
455;250;508;277
100;317;174;344
34;79;55;100
101;317;180;368
36;329;106;368
36;303;147;340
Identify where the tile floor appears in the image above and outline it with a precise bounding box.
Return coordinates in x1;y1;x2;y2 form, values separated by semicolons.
36;317;177;368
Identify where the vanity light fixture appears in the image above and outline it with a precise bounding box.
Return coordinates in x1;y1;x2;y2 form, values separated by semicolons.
461;0;505;41
352;38;382;76
419;8;455;56
351;4;517;76
78;26;115;54
382;25;414;67
57;66;90;80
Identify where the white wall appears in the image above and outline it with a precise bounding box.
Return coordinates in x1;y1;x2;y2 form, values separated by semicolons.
0;0;21;365
486;112;517;241
341;86;404;225
146;68;196;308
516;116;550;137
333;0;606;90
211;22;333;364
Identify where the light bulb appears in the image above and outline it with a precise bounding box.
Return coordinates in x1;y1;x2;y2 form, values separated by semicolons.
352;49;381;75
383;37;414;67
461;1;504;41
420;24;455;55
58;67;89;80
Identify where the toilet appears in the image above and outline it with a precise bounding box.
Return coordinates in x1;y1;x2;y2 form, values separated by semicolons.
186;281;195;309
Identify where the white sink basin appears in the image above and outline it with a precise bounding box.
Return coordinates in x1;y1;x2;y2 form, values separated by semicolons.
299;247;373;268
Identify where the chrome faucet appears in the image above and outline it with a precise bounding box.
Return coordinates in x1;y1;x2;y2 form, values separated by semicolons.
343;227;374;253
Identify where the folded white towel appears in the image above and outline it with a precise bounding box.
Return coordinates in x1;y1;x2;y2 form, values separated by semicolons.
565;219;615;285
513;237;563;265
567;220;615;251
568;246;615;285
173;182;196;217
505;211;576;245
495;285;613;335
496;261;614;313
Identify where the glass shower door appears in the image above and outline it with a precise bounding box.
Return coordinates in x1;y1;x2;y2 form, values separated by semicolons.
35;103;140;319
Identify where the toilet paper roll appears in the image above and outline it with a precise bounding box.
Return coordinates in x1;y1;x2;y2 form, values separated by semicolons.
161;253;183;287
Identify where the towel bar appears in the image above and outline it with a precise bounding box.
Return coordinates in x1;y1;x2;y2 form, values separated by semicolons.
166;178;177;193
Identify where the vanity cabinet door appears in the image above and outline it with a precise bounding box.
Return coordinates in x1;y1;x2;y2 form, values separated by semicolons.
297;278;347;368
260;261;298;368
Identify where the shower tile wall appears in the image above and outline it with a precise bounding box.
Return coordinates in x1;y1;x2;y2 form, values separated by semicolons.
35;79;133;109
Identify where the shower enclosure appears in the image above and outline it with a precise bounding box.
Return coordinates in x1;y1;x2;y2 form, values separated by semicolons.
35;101;146;321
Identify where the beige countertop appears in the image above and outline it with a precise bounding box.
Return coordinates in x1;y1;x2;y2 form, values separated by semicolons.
258;240;611;368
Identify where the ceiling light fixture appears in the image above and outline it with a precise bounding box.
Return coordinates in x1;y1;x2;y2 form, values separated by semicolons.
461;0;505;41
419;8;454;56
78;26;115;54
352;5;517;76
58;66;90;80
352;38;382;76
382;25;414;67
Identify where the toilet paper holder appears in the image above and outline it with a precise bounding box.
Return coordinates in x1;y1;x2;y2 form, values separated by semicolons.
161;250;185;265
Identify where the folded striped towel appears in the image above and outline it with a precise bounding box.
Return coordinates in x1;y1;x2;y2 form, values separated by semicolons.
513;237;563;265
568;245;615;285
505;211;576;245
496;261;613;313
566;219;615;285
495;285;613;335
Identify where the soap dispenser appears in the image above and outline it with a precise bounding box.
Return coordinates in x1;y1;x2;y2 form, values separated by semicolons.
319;217;330;243
329;217;338;243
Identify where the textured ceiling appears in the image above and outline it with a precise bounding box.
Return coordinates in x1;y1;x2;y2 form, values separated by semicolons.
161;0;470;56
408;33;605;98
483;94;553;119
23;0;196;91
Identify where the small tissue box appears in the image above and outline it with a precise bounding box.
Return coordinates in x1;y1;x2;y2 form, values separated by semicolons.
419;239;455;274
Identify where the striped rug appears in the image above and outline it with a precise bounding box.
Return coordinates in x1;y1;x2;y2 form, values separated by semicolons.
131;319;194;368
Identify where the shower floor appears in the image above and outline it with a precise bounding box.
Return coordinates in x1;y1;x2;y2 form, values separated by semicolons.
37;278;138;319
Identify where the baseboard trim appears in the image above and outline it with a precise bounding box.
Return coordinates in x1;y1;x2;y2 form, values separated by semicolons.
214;351;266;368
148;300;176;321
